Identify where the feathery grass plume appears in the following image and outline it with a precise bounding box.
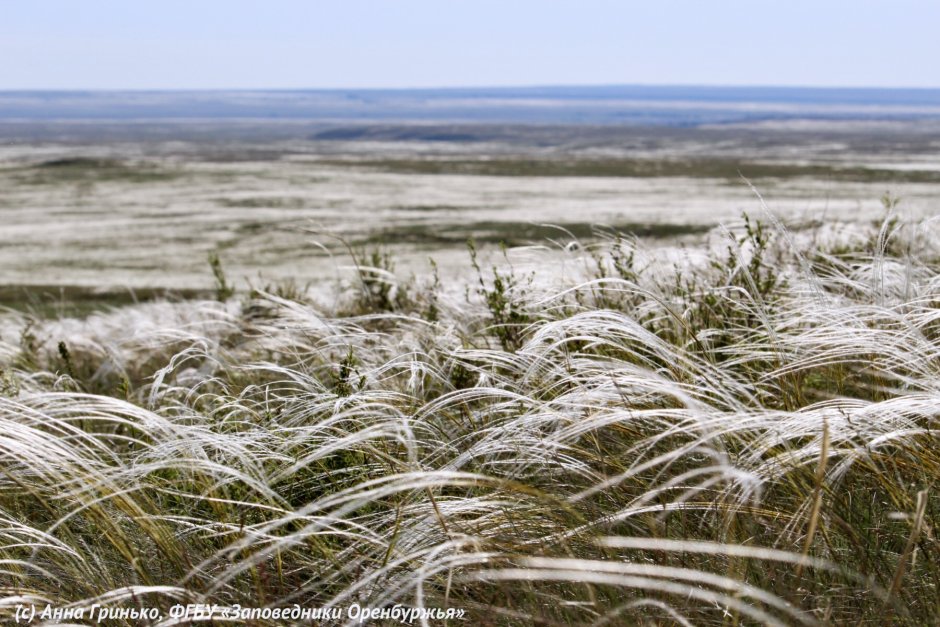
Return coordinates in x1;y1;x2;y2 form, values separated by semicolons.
0;211;938;624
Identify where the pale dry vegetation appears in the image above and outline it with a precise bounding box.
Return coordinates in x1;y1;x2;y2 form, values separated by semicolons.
1;207;939;625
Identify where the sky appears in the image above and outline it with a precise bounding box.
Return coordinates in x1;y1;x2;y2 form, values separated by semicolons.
2;0;939;90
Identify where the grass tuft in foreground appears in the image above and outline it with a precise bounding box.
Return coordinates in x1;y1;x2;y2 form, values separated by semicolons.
1;211;939;625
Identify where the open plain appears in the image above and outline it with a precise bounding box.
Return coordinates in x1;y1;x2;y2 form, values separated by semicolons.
2;117;940;305
2;89;940;624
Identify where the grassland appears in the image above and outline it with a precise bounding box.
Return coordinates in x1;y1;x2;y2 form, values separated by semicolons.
12;157;183;186
3;149;938;295
1;208;938;625
326;156;940;184
357;220;712;248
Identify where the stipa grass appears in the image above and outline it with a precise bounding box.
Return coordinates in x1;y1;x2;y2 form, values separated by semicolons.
1;213;939;625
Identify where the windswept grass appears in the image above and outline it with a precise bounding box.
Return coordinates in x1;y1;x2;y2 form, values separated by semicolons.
14;158;181;186
0;285;212;318
357;220;711;248
1;211;939;625
329;156;940;184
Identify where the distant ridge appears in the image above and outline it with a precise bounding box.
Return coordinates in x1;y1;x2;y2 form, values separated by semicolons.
3;86;940;126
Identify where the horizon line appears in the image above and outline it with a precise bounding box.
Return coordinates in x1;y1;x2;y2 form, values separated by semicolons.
3;82;940;93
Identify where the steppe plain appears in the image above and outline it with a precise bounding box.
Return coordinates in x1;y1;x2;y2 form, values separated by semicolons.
1;119;939;311
4;90;940;623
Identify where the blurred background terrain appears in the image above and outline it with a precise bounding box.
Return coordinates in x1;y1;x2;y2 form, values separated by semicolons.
2;86;939;310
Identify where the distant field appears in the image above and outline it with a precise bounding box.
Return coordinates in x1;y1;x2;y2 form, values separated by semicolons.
329;156;940;182
2;104;940;623
1;119;940;310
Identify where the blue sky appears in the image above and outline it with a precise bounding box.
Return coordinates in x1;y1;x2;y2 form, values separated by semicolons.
2;0;938;90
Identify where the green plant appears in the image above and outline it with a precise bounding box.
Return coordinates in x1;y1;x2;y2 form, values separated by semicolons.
208;251;235;301
468;239;532;352
421;258;441;323
348;246;408;313
331;346;363;396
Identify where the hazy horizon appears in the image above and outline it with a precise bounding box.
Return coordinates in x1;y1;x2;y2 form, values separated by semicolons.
4;85;940;128
5;83;940;93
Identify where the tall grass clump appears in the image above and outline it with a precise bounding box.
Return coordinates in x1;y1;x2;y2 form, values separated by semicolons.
0;210;938;625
